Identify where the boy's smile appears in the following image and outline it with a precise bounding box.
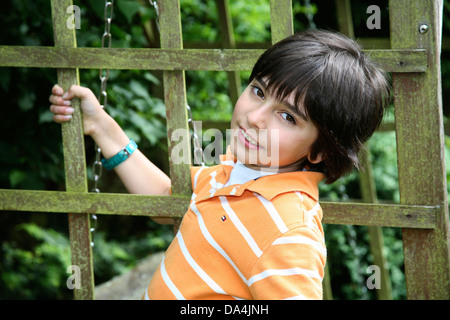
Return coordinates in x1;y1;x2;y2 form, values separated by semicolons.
229;78;322;173
238;127;261;150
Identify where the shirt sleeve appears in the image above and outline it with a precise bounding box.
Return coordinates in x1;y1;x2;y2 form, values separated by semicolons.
248;225;326;300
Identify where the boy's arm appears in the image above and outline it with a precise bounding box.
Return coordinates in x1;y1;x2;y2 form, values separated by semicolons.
92;113;174;225
50;84;173;223
89;111;171;197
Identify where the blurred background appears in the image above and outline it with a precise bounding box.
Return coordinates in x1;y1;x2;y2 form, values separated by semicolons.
0;0;449;299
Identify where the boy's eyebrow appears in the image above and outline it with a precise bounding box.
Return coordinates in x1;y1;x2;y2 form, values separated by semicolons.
255;77;268;89
285;102;308;121
254;77;308;121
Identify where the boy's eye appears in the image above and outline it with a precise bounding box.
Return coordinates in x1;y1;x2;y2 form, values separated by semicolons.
251;86;265;100
281;112;296;124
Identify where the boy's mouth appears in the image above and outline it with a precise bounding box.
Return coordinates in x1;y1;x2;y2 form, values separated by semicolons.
239;128;261;150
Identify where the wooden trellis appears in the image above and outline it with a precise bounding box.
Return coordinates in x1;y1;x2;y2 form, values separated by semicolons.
0;0;449;300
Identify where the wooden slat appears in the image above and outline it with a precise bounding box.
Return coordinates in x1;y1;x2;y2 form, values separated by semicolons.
50;0;94;300
159;0;191;233
335;0;392;299
0;190;189;217
321;202;437;229
390;0;450;299
0;189;438;229
216;0;242;105
270;0;293;43
335;0;354;38
0;46;262;70
0;46;427;73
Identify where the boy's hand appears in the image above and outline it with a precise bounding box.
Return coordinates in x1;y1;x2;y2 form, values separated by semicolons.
49;84;104;136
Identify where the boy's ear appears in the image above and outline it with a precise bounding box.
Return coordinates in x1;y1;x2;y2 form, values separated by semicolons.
308;152;324;164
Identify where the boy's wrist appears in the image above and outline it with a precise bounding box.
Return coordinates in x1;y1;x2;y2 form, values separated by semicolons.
89;112;132;159
88;109;113;139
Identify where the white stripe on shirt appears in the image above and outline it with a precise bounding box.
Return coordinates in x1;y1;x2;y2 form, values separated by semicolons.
304;202;321;228
219;196;263;257
254;193;288;234
176;231;227;295
160;255;185;300
248;267;322;287
193;166;206;189
272;235;327;257
190;200;248;284
221;160;235;167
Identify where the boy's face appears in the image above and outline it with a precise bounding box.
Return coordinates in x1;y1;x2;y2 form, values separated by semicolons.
229;77;322;173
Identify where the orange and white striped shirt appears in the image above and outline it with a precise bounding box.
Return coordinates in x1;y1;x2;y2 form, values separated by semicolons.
144;151;326;300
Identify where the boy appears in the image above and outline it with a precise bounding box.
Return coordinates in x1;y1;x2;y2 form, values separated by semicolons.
49;30;389;299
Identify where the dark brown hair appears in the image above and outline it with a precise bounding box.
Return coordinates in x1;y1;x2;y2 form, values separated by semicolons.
249;29;390;183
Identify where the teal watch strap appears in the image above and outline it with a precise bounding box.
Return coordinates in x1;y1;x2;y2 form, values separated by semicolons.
101;139;138;171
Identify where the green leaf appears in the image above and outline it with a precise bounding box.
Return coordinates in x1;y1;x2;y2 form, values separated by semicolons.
9;170;26;187
129;80;150;100
18;92;35;111
116;0;141;24
143;72;160;85
38;110;54;124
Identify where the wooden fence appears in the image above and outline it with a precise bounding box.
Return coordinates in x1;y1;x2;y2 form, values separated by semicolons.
0;0;449;299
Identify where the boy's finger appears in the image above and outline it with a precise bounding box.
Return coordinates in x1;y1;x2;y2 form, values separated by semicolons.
49;95;71;105
52;114;72;123
49;95;59;104
52;84;64;96
50;105;75;115
65;84;93;100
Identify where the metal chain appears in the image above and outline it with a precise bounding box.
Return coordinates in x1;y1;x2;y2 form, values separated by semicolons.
90;0;115;247
98;0;114;110
149;0;160;31
187;105;205;166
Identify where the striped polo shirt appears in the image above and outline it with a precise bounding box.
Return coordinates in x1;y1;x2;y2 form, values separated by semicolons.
144;151;326;300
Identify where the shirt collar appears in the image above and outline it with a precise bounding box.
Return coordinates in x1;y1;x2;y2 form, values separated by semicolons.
216;148;324;201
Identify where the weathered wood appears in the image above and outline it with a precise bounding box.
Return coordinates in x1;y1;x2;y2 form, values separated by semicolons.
270;0;293;43
321;202;437;229
0;190;189;217
0;189;438;229
1;0;448;302
159;0;191;233
359;149;393;300
335;1;392;299
216;0;242;105
0;46;428;73
335;0;354;38
50;0;94;300
390;0;450;299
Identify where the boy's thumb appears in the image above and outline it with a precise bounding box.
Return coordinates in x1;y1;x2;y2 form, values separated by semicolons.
64;85;93;100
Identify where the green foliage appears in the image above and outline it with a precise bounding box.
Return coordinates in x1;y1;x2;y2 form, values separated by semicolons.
0;223;71;299
319;126;406;300
0;222;172;299
1;0;450;300
82;70;167;146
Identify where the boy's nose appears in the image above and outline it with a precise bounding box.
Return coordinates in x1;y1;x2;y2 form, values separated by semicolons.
247;104;269;129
